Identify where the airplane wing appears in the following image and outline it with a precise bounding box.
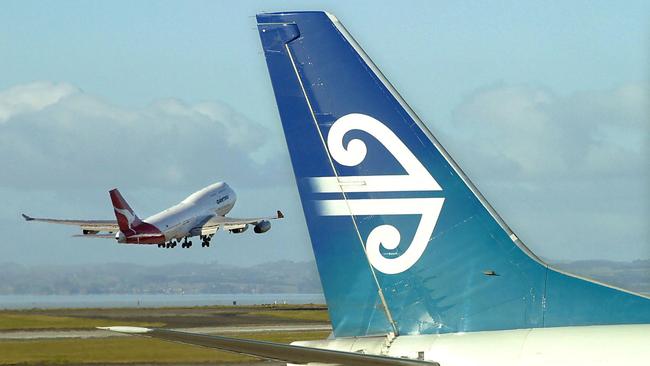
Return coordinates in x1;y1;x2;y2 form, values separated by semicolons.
22;214;119;234
101;327;439;366
196;210;284;235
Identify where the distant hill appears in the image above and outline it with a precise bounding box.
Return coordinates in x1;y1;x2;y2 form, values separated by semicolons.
0;259;648;295
549;259;650;294
0;260;322;295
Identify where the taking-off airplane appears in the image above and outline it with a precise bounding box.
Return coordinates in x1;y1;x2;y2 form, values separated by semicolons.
103;11;648;366
23;182;284;248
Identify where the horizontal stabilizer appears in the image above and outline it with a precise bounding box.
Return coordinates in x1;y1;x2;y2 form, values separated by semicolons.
72;234;116;239
101;327;439;366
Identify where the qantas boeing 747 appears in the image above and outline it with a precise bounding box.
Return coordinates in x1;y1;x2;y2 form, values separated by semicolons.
23;182;283;248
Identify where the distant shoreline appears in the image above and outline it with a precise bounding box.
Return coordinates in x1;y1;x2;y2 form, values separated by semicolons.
0;293;326;310
1;259;648;307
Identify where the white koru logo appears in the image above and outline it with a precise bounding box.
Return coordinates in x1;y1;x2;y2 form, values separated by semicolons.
309;113;444;275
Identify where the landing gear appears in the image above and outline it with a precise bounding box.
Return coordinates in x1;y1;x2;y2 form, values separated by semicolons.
161;236;208;249
201;234;212;247
160;240;180;249
181;237;192;248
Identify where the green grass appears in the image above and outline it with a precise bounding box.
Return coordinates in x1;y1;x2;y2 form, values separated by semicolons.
0;330;331;365
0;304;329;330
0;313;164;331
0;337;248;364
247;310;330;322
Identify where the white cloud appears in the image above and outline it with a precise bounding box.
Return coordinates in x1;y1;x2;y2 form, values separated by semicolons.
0;82;79;123
441;83;649;261
0;82;287;191
450;82;648;180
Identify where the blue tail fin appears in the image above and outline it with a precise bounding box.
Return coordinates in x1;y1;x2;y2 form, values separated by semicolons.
256;11;650;337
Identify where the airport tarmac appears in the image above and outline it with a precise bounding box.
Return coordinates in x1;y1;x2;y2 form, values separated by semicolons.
0;304;331;365
0;324;332;340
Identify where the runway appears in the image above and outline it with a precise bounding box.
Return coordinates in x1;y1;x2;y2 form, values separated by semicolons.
0;324;332;340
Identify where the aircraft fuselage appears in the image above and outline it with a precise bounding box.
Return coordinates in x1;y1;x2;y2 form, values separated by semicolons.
115;182;235;244
293;324;650;365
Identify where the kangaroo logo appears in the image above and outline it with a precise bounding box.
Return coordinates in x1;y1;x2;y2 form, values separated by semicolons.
309;113;444;274
114;207;137;234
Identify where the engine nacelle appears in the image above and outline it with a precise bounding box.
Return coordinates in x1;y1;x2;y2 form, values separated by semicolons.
253;220;271;234
229;224;248;234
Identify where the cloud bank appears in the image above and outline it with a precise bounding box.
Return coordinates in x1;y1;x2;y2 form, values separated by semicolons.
0;81;285;191
443;82;649;260
0;81;647;264
451;83;647;179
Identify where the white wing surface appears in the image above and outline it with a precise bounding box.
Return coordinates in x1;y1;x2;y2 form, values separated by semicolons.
22;214;119;234
102;327;439;366
195;210;284;235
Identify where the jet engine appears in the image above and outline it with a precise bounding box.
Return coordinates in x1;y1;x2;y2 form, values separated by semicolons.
253;220;271;234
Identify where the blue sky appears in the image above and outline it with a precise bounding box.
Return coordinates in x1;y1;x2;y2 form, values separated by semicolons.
0;1;648;266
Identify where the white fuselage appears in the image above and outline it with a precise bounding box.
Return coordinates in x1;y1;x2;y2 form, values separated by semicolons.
144;182;236;241
294;324;650;366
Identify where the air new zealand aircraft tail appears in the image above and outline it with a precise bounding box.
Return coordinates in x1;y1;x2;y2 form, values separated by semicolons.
256;11;650;338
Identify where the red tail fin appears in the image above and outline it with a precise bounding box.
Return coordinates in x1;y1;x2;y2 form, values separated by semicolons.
109;189;141;233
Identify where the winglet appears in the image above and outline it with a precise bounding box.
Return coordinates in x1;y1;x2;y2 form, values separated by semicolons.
22;214;34;221
97;326;152;334
277;210;284;219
